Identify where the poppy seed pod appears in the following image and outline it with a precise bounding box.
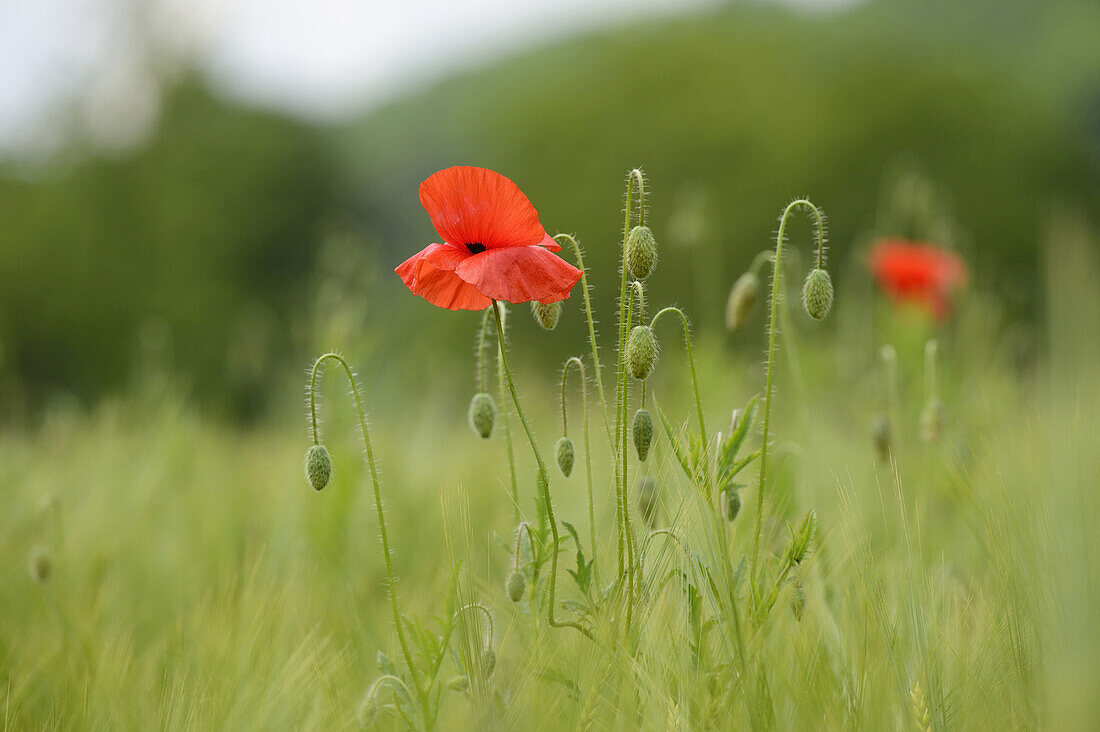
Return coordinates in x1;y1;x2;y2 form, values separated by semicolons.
720;489;741;522
468;392;496;439
480;648;497;676
305;444;332;492
506;570;526;602
625;225;658;279
627;326;658;380
29;545;52;583
555;436;575;477
920;398;945;443
725;272;759;331
637;476;659;529
531;300;562;331
801;268;834;320
632;409;653;461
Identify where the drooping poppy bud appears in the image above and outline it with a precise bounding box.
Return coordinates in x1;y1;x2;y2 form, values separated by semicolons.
446;675;470;692
28;545;52;583
637;476;659;529
627;326;658;380
725;272;759;331
480;648;497;677
305;444;332;492
531;300;562;331
468;392;496;439
625;225;658;279
358;698;379;727
720;488;741;522
632;409;653;461
505;570;526;602
555;436;575;477
920;398;945;443
801;268;834;320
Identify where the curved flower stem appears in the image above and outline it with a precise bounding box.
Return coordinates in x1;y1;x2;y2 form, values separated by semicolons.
491;302;592;639
454;603;495;649
562;356;598;587
308;353;429;724
749;199;826;605
650;306;709;492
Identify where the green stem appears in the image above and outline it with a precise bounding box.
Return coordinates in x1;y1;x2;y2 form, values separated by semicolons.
491;302;592;639
563;356;599;588
749;199;826;604
475;308;492;393
494;311;520;523
308;353;430;724
454;603;496;649
650;306;709;491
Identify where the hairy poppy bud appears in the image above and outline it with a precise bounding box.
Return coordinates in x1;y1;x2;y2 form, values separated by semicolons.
791;580;806;622
725;272;759;331
871;413;892;462
357;699;379;727
625;225;658;279
468;392;496;439
801;268;834;320
29;545;52;583
480;648;497;676
637;476;659;529
920;399;945;443
720;489;741;522
505;570;526;602
446;675;470;692
627;326;658;380
632;409;653;461
305;444;332;492
531;300;561;331
555;436;575;477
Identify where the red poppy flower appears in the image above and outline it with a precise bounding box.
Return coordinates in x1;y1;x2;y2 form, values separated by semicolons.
869;239;967;319
395;166;582;311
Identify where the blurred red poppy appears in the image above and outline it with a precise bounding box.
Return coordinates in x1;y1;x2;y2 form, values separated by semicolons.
869;240;967;319
396;166;582;311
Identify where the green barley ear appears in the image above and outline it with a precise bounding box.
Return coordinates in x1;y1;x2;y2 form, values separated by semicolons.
446;675;470;692
872;413;893;462
305;444;332;492
725;272;759;331
801;268;834;320
468;392;496;439
505;570;526;603
625;225;658;279
786;509;817;565
531;300;562;331
791;579;806;622
480;647;497;677
627;325;658;380
637;476;659;529
29;545;52;583
632;408;653;461
720;488;741;522
555;436;575;477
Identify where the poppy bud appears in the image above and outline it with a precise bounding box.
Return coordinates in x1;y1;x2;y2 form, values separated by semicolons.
468;392;496;439
791;580;806;622
505;570;526;602
555;436;575;477
871;413;892;462
632;409;653;461
29;545;52;583
531;300;561;331
446;675;470;692
305;444;332;492
637;476;659;529
920;399;945;443
720;489;741;522
801;268;834;320
357;699;379;727
627;325;658;380
480;648;497;676
625;225;658;279
725;272;759;331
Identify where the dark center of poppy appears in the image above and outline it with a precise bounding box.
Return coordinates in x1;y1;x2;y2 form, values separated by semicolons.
465;242;486;254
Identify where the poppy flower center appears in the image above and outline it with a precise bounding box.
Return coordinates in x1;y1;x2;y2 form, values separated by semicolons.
466;242;486;254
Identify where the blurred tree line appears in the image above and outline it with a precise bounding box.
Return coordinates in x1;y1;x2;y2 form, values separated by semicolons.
0;0;1096;414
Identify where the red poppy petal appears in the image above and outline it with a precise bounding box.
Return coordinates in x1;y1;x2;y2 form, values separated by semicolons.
454;245;582;304
538;233;562;252
419;166;548;250
422;242;469;271
396;244;491;311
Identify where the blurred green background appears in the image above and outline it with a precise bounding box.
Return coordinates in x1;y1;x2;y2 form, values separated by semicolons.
0;0;1097;418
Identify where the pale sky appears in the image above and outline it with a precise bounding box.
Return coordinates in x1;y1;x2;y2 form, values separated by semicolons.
0;0;856;154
